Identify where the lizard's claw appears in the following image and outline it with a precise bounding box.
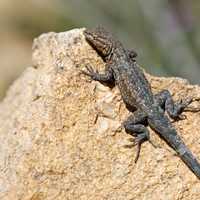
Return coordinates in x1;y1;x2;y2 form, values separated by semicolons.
134;143;142;163
125;136;157;163
131;136;143;163
123;137;141;148
126;134;148;163
123;138;142;163
182;97;200;112
132;135;143;146
184;107;200;112
171;97;195;121
171;114;187;123
81;65;99;80
174;98;192;114
180;98;193;107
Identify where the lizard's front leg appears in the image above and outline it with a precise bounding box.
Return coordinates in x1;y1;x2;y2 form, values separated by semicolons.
82;64;115;85
123;110;149;163
154;89;193;120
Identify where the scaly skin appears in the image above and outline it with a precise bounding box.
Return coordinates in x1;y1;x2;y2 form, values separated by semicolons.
82;27;200;179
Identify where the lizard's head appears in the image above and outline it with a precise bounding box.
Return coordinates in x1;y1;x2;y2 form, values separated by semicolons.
84;27;113;59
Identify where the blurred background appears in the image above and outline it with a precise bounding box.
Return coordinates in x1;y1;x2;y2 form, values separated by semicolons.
1;0;200;100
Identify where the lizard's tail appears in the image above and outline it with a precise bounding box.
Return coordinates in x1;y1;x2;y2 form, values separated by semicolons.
148;114;200;179
179;146;200;179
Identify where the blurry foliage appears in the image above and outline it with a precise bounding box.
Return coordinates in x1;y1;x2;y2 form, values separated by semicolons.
1;0;200;99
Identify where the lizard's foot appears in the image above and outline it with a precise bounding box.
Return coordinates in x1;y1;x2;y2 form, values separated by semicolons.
123;111;150;163
81;65;99;80
124;124;150;163
128;132;149;163
170;97;200;121
170;98;192;120
82;64;115;84
154;90;199;120
181;97;200;112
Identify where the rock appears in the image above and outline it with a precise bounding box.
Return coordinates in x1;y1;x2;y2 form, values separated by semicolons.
0;28;200;200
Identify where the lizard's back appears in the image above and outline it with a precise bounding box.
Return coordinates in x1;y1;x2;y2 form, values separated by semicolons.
111;51;154;111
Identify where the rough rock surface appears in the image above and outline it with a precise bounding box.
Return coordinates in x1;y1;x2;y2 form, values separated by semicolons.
0;28;200;200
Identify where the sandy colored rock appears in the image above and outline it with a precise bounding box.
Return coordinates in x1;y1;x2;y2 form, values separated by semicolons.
0;28;200;200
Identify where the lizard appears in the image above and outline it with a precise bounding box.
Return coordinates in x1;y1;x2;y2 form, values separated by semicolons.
82;26;200;179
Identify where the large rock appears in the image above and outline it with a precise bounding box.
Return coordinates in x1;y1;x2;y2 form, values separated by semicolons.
0;28;200;200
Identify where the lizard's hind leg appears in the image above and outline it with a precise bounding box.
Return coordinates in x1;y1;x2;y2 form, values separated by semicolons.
154;90;193;120
123;110;149;163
